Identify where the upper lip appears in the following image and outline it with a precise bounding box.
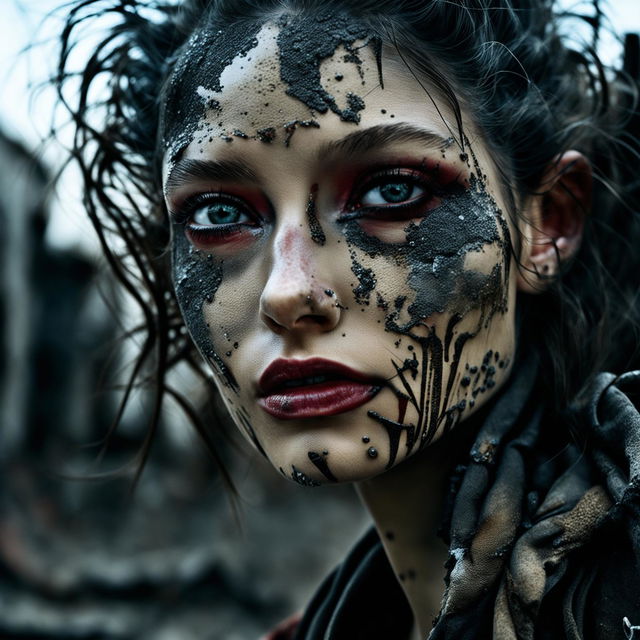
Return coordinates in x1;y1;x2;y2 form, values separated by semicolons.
258;358;381;395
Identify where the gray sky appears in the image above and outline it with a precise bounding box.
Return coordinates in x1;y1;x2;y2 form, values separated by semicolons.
1;0;639;250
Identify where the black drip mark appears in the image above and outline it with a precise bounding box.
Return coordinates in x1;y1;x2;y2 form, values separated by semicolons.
308;451;338;482
368;410;415;469
287;465;321;487
283;119;320;147
306;184;326;246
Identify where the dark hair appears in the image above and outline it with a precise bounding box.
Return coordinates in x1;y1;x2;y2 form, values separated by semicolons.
54;0;640;477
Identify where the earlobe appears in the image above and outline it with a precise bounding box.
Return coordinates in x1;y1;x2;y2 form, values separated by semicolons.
516;150;592;294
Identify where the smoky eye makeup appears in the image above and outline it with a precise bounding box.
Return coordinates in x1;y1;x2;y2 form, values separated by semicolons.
169;191;266;249
338;163;466;225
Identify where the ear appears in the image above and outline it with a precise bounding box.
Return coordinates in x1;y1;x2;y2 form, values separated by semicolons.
517;150;592;294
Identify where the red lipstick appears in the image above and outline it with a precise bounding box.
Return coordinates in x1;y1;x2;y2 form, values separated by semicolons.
257;358;381;419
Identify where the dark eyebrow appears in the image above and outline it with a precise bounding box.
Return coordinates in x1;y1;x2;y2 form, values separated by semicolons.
318;123;455;160
165;159;257;194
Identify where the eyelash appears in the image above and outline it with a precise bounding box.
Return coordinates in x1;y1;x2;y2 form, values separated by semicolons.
340;167;453;222
171;166;462;248
171;192;260;245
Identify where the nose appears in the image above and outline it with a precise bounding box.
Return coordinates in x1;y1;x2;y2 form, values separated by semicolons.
259;226;341;335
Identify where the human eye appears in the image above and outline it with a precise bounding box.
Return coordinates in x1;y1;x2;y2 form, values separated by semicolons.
171;193;262;249
340;168;445;223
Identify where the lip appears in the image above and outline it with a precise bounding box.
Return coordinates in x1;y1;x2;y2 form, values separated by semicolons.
257;358;382;419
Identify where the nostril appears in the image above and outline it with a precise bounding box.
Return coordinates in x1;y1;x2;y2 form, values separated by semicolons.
296;314;332;327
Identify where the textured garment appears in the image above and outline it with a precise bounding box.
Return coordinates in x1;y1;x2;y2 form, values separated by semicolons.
293;364;640;640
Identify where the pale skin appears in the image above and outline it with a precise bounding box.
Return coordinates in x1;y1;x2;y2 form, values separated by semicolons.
163;18;590;640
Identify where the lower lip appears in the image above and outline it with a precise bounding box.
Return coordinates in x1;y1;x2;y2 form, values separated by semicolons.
258;381;381;419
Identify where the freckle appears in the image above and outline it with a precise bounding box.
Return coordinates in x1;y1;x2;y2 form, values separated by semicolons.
381;109;387;114
407;345;414;351
367;447;378;459
342;333;346;337
233;342;239;349
461;376;471;387
322;450;328;456
362;436;370;443
225;351;232;357
385;531;395;541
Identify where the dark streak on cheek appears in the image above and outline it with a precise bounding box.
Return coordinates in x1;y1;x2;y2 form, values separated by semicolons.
172;229;239;392
306;184;326;246
308;451;338;482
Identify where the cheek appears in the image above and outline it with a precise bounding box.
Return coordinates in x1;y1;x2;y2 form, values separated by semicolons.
171;229;241;392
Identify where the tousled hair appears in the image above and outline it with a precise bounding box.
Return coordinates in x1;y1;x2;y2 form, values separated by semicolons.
54;0;640;480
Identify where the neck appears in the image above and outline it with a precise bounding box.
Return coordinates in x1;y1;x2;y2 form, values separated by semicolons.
356;430;468;639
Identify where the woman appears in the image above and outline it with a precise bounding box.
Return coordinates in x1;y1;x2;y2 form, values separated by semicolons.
55;0;640;637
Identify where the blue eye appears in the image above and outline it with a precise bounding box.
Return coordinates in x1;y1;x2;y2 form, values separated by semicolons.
192;201;250;226
360;180;426;206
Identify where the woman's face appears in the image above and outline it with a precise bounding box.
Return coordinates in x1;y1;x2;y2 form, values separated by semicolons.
163;14;520;485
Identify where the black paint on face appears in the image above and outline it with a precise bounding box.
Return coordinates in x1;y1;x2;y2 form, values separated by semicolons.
281;464;321;487
306;184;326;246
344;174;510;327
275;12;381;123
162;11;382;158
339;171;512;471
172;231;239;392
162;27;262;160
308;451;338;482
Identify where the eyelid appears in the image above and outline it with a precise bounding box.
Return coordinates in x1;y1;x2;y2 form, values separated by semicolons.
170;191;261;226
345;167;439;211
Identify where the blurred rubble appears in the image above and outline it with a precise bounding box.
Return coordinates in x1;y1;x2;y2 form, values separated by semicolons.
0;131;369;640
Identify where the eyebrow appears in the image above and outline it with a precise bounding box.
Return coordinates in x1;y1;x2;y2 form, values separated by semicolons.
165;159;258;194
318;123;455;159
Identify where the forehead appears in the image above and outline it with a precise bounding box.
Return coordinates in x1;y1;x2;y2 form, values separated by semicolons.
161;12;469;167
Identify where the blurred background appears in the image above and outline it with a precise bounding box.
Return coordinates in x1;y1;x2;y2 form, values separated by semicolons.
0;1;638;639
